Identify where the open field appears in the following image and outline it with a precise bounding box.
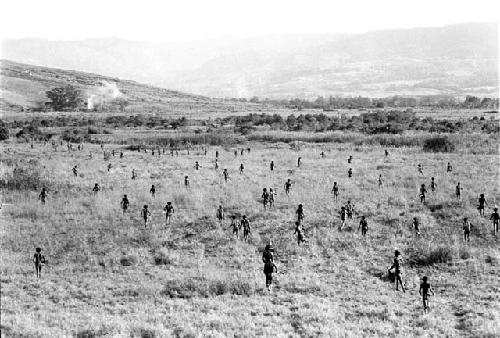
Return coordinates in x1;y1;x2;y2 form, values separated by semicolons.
1;130;499;337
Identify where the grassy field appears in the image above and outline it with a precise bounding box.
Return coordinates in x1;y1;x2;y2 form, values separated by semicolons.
1;132;499;337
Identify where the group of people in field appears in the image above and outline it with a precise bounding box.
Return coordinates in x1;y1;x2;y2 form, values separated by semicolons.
32;141;499;313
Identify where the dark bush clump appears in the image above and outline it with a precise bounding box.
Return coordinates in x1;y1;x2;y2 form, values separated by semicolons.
408;246;453;266
422;137;455;153
0;121;9;141
162;277;254;298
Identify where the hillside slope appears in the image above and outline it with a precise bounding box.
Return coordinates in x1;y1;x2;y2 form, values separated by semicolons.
0;60;259;114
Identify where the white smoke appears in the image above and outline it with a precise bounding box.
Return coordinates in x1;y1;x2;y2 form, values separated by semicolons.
87;81;123;110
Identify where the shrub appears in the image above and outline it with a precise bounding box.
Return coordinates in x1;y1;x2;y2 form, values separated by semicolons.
119;255;137;266
162;277;254;298
0;122;9;141
422;137;455;153
0;162;46;190
153;249;177;266
407;245;453;266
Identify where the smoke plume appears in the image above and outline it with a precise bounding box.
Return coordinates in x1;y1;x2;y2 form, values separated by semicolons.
87;81;122;110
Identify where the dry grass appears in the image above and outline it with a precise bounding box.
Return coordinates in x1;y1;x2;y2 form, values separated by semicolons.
0;134;499;337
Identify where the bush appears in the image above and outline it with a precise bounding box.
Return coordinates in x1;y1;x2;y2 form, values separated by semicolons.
407;245;453;266
153;249;177;266
119;255;137;266
0;122;9;141
162;277;255;298
0;162;45;190
422;137;455;152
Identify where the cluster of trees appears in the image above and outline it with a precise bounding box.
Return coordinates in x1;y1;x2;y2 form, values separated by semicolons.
220;111;499;134
235;95;499;110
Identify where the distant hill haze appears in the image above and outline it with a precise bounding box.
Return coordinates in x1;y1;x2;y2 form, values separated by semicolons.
1;22;498;99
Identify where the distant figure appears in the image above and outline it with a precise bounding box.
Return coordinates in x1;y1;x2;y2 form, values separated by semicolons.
490;207;499;234
214;159;219;170
297;157;302;168
120;152;124;158
92;183;100;195
141;205;151;228
447;162;452;173
419;276;435;313
234;150;238;157
184;176;190;187
269;188;276;208
241;148;244;156
345;201;354;220
229;216;240;239
419;184;427;203
378;174;383;188
241;216;251;241
247;147;251;154
282;179;292;196
150;185;156;198
107;163;112;172
388;250;405;292
164;202;174;225
270;161;275;172
418;164;423;175
359;216;368;239
478;194;488;216
294;221;307;245
39;187;47;204
216;205;225;223
72;166;78;177
131;169;137;180
120;194;129;213
348;168;353;178
455;182;462;200
112;150;115;157
385;149;389;157
430;177;436;192
347;155;353;164
223;169;229;183
320;151;325;159
215;150;219;158
194;161;201;170
462;217;473;243
262;188;270;209
239;163;244;174
296;204;304;224
339;206;347;231
331;182;339;202
33;247;46;279
412;217;421;237
263;247;278;292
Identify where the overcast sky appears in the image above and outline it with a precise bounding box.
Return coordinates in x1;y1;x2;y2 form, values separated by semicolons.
0;0;498;41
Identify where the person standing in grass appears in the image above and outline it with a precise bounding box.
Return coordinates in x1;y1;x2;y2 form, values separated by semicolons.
270;161;275;172
388;250;405;293
141;205;151;228
348;168;353;178
359;216;368;239
107;163;112;172
430;177;437;193
419;276;435;313
294;221;307;245
229;216;240;239
72;165;78;177
284;179;292;195
462;217;473;243
331;182;339;202
150;185;156;198
214;159;219;170
33;247;46;279
455;182;462;200
296;204;304;224
447;162;452;173
121;194;129;213
419;184;427;203
320;151;325;159
478;194;488;217
223;169;229;183
131;169;137;180
38;187;47;204
346;201;354;220
418;164;423;175
412;217;421;237
164;202;174;225
338;206;347;231
378;174;383;188
269;188;276;208
262;242;277;292
385;149;389;157
262;188;270;209
92;183;100;195
239;163;244;174
194;161;201;170
184;176;190;188
348;155;353;164
241;216;251;241
216;205;225;224
490;208;499;234
297;156;302;168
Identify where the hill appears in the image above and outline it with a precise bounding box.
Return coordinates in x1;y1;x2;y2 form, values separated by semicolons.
2;23;498;98
0;60;260;114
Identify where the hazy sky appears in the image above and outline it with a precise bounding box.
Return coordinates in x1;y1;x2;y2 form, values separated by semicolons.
1;0;498;41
